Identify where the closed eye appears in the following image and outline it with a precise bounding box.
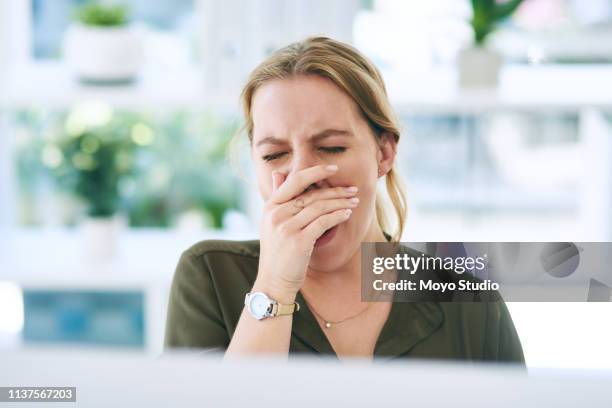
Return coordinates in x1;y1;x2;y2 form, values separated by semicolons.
319;146;346;154
262;152;286;162
261;147;347;162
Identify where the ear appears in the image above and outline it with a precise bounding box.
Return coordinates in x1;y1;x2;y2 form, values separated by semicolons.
376;131;397;177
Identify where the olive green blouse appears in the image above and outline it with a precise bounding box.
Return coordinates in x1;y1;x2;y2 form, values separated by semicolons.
164;238;525;365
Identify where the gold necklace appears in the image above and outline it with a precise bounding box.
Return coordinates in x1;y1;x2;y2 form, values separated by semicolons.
300;270;393;329
302;295;374;329
301;235;397;329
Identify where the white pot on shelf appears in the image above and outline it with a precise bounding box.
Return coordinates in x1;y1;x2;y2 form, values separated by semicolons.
458;46;503;89
62;22;144;83
80;215;123;261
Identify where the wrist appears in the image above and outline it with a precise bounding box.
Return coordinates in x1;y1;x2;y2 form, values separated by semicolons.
251;276;299;304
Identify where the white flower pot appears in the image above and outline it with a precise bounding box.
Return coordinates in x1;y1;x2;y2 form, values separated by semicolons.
80;216;122;261
63;23;144;83
458;47;503;89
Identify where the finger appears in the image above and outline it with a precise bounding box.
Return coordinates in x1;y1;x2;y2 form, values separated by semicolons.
272;170;287;192
301;208;353;243
285;197;359;231
277;185;359;218
270;164;339;204
269;185;358;226
293;185;358;208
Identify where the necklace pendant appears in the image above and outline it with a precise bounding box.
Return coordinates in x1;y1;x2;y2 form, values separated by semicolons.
325;322;332;328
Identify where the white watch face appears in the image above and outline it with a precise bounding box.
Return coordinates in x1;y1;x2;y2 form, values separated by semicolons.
248;292;271;319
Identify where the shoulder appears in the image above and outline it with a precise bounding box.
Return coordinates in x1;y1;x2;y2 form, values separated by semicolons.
171;239;261;291
166;239;261;349
172;239;260;285
182;239;260;260
394;245;524;363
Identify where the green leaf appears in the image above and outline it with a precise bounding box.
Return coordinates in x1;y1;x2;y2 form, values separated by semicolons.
470;0;523;45
74;2;129;27
494;0;524;20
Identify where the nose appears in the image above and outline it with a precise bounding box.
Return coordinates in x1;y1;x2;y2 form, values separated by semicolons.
290;146;327;193
292;145;319;173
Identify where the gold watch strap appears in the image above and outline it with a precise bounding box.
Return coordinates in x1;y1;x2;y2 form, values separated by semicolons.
271;300;300;316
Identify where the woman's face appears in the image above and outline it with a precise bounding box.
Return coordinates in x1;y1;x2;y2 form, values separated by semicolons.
250;74;395;271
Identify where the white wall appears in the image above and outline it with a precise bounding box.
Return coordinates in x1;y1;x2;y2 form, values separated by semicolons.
0;0;16;230
197;0;359;93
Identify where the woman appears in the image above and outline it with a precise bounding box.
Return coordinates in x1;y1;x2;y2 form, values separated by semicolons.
164;36;525;364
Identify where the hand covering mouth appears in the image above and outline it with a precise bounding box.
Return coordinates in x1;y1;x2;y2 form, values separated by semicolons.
302;181;330;195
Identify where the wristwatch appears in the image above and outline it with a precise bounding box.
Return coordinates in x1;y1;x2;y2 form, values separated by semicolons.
244;291;300;320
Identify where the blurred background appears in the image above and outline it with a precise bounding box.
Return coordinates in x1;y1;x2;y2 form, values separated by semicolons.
0;0;611;369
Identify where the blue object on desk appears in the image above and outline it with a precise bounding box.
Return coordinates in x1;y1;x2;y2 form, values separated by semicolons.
23;290;145;347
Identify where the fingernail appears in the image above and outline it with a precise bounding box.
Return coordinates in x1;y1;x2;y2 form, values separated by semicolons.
326;164;338;172
344;209;352;217
344;186;358;193
349;197;359;204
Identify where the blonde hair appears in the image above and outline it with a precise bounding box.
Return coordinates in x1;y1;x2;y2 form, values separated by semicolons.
234;36;407;242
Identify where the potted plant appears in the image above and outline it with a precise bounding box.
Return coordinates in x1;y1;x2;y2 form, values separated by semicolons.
62;2;144;84
124;112;243;230
52;118;137;259
458;0;524;88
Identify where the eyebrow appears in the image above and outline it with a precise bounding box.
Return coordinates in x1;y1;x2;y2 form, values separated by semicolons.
255;128;352;148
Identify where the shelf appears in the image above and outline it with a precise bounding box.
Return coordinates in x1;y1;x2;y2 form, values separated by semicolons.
0;227;257;289
3;62;612;114
412;185;577;213
0;62;239;113
385;64;612;114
